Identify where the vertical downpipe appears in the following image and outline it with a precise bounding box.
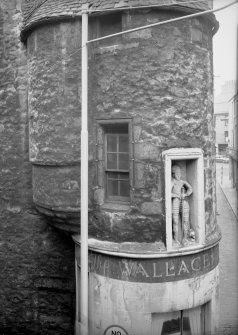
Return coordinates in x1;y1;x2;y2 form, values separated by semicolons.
80;4;89;335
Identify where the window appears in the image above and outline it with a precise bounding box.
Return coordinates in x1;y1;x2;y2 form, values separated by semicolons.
89;13;122;46
105;124;129;201
220;118;228;126
96;121;131;205
224;130;228;138
152;303;210;335
99;13;122;42
161;312;191;335
218;143;228;155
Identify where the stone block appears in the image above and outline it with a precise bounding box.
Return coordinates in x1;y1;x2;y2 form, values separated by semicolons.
94;188;105;206
141;201;162;215
134;162;145;188
134;142;159;160
126;28;152;40
191;28;202;42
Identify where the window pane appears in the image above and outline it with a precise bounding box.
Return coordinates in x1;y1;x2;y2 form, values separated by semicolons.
107;153;117;169
119;153;129;170
183;317;191;333
100;13;122;39
118;173;129;180
183;306;203;335
119;179;129;197
107;172;118;179
107;179;119;196
104;124;128;134
161;318;181;334
107;135;117;152
119;135;129;152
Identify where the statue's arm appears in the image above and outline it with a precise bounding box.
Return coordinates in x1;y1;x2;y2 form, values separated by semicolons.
183;181;193;197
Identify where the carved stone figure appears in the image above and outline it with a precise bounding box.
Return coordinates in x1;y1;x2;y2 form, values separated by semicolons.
171;165;193;246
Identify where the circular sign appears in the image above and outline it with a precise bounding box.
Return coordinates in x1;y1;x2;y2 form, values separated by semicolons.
104;325;128;335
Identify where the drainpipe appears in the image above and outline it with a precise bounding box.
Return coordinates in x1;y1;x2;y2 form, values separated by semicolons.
80;4;89;335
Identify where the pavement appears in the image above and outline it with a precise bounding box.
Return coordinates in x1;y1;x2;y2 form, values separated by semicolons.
216;162;237;218
216;164;238;334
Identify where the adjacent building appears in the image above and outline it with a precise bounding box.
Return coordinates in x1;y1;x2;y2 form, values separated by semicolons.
0;0;221;334
214;80;236;155
228;91;238;190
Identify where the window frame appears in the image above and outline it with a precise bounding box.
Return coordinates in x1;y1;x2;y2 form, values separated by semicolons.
96;119;133;205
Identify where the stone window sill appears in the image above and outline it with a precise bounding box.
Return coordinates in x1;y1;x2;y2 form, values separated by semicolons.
101;202;130;212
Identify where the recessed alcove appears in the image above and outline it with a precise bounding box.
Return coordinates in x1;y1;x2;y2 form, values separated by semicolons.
162;148;205;251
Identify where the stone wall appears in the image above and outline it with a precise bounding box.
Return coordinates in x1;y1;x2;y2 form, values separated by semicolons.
26;9;217;244
90;10;216;242
0;2;218;332
0;1;75;333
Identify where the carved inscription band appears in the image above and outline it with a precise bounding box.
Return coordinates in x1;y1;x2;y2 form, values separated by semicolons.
88;244;219;283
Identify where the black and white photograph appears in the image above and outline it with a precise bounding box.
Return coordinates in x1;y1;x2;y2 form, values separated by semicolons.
0;0;237;334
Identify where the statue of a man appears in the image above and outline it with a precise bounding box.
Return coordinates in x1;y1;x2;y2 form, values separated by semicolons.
171;165;193;246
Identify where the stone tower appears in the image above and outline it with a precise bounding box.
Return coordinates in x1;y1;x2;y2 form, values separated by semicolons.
20;0;220;334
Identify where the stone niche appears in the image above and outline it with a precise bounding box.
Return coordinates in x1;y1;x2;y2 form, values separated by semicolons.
162;148;205;250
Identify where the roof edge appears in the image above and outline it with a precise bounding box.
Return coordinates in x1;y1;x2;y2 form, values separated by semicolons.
20;5;219;43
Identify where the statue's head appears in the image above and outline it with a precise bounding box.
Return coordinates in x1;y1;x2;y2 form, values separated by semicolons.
172;165;181;180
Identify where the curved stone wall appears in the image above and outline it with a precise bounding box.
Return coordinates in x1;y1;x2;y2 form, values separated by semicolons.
26;8;218;244
74;238;220;334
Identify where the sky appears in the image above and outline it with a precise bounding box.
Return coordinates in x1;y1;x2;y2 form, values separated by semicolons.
213;0;238;96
